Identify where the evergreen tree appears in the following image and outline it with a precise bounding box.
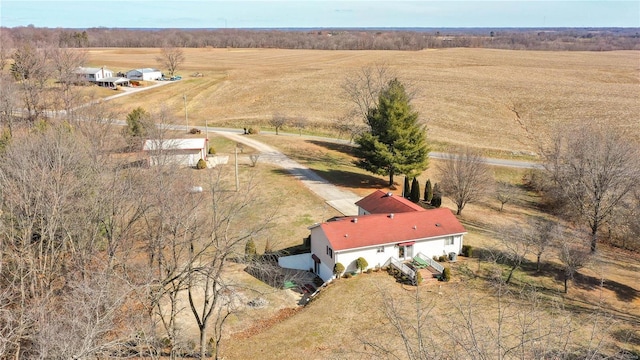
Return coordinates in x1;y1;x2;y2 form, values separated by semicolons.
124;107;149;138
410;177;420;203
354;79;429;188
424;179;433;203
403;176;410;198
431;182;442;208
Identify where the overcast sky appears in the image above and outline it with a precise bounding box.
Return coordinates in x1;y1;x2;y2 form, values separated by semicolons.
1;1;638;28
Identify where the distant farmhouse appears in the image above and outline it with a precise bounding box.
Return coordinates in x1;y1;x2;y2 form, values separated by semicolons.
74;67;130;88
279;190;467;284
126;68;163;81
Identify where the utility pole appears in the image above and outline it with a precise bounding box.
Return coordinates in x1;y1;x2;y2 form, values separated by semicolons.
183;94;188;132
234;145;239;192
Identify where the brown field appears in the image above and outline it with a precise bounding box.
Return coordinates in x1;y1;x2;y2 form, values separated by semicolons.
87;48;640;158
79;48;639;357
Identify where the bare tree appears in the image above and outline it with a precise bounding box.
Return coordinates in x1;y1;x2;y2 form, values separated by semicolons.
269;113;287;135
495;180;516;212
333;112;366;143
438;147;493;215
156;47;185;77
49;47;87;116
341;63;397;124
559;236;591;294
0;30;12;71
497;222;532;284
187;169;275;359
292;115;307;136
10;42;52;123
528;217;559;272
543;123;640;252
0;73;19;135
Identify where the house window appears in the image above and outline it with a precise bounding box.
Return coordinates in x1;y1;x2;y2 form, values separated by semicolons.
326;246;333;258
376;246;385;253
445;237;454;245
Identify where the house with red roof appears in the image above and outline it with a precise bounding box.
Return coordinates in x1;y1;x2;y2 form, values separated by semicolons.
278;191;467;283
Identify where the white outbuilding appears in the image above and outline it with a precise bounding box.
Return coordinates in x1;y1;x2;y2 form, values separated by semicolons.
143;138;208;167
126;68;163;81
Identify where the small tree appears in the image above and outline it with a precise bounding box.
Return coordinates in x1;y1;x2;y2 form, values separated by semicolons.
495;180;516;212
559;240;591;293
410;177;421;203
403;177;411;198
424;179;433;203
356;257;368;273
269;113;287;135
245;239;257;261
334;263;345;277
196;158;207;169
438;147;493;215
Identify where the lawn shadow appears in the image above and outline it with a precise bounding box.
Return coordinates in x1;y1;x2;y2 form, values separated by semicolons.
270;167;388;191
473;248;639;303
306;140;356;156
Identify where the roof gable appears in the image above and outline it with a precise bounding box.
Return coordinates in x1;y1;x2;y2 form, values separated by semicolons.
355;189;425;214
320;208;466;251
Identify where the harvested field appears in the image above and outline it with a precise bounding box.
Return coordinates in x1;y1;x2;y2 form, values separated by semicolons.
88;48;640;158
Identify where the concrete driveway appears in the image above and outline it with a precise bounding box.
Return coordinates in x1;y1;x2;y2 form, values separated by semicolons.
213;131;361;216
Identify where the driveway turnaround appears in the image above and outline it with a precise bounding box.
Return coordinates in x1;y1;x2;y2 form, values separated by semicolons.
213;131;361;216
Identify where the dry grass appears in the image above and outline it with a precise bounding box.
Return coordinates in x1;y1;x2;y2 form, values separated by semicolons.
87;48;639;158
194;133;638;358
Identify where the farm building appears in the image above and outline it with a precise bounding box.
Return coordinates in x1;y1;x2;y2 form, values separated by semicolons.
279;192;466;284
75;66;113;81
126;68;163;81
142;138;208;167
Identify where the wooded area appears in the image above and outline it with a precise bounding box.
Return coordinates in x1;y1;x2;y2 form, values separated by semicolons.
3;26;639;51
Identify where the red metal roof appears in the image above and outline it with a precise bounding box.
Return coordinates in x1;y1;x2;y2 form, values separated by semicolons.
355;190;425;214
320;208;466;251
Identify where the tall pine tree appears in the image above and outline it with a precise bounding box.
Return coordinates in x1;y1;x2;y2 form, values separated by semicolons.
354;79;429;188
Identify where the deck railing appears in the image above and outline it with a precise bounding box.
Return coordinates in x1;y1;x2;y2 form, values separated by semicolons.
415;252;444;274
385;257;416;283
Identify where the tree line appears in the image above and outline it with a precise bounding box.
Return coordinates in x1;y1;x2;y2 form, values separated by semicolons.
3;26;639;51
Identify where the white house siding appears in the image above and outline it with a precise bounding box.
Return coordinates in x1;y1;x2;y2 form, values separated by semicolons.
309;227;337;281
336;244;394;273
149;150;200;167
278;253;312;272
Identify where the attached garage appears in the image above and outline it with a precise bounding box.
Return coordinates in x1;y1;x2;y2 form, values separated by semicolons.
143;138;208;167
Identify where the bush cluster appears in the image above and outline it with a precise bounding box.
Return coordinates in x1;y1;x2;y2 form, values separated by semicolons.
462;245;474;257
441;267;451;282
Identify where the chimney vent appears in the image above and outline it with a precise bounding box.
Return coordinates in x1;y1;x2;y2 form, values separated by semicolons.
352;218;358;223
389;213;394;219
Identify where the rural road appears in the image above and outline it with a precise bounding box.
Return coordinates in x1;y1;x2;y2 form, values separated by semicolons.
93;82;542;215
